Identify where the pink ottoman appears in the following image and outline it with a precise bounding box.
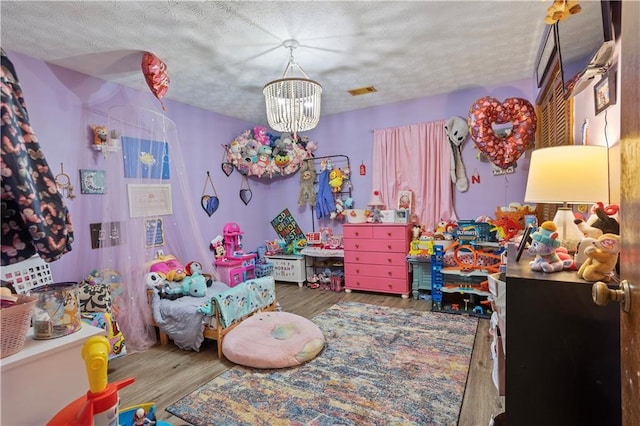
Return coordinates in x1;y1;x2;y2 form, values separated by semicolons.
222;311;325;369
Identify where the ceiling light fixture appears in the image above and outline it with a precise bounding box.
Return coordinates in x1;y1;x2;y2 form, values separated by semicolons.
263;39;322;136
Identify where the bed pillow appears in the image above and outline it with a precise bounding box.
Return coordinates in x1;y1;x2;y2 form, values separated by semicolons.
78;283;112;313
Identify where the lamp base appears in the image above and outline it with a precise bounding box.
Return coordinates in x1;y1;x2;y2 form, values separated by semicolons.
552;208;583;254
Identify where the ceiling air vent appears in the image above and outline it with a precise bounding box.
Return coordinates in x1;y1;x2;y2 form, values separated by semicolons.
347;86;377;96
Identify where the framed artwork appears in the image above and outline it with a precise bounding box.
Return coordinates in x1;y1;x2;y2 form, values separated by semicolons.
397;190;412;211
127;184;173;218
145;218;165;248
594;68;617;116
536;24;557;88
122;136;170;179
79;169;106;194
394;209;410;224
89;221;124;249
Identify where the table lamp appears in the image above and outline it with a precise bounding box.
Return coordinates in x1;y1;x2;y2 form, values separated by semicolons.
368;189;385;223
524;145;609;253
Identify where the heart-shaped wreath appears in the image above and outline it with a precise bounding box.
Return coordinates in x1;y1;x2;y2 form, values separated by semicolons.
468;96;537;169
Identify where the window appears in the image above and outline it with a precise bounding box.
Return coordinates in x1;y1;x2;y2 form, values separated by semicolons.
534;55;574;222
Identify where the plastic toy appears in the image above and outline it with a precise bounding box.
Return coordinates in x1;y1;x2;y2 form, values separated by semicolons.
47;336;135;425
577;233;621;282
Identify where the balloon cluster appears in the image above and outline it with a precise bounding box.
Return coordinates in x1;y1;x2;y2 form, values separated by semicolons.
468;97;537;169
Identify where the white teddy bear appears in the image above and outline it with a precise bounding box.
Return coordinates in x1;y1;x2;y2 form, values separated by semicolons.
444;116;470;193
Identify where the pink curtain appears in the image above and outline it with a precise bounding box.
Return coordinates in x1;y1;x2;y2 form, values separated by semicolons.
372;120;457;230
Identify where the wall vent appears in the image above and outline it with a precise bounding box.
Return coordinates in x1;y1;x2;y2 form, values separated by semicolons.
347;86;377;96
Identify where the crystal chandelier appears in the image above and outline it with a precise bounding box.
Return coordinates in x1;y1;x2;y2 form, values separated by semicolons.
263;39;322;136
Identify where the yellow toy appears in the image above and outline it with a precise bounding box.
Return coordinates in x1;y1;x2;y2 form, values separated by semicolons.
328;167;344;193
545;0;582;25
576;233;621;282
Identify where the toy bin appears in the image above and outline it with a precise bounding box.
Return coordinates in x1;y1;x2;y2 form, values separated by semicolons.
255;262;274;278
30;282;82;339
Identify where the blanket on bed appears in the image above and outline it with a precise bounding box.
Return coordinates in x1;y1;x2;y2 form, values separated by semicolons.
151;281;229;351
209;276;276;328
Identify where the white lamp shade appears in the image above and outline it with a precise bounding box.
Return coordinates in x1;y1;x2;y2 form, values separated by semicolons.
368;190;385;207
524;145;610;205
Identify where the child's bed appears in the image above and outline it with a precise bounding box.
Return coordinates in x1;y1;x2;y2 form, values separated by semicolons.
147;276;277;358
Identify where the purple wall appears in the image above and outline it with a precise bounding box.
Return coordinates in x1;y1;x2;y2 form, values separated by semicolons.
6;50;535;282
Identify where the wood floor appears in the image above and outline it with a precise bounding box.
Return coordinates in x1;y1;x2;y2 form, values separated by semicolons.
108;283;505;425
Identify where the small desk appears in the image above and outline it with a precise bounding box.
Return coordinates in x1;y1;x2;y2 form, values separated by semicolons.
1;324;105;425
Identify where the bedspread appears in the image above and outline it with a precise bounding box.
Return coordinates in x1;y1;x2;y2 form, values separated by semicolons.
209;276;276;328
151;282;229;351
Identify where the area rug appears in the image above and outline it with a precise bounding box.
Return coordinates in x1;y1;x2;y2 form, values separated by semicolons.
166;301;478;426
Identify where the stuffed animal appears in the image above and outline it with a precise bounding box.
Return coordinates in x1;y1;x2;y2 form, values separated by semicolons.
149;255;187;281
527;221;571;273
253;126;270;145
444;116;469;193
577;233;621;282
298;161;316;207
328;167;344;192
92;125;108;145
545;0;582;25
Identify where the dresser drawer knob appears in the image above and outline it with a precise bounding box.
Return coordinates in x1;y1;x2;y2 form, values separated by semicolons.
388;271;392;276
355;244;360;249
387;258;392;263
355;232;359;236
356;269;360;274
387;245;392;250
387;232;391;237
356;257;360;261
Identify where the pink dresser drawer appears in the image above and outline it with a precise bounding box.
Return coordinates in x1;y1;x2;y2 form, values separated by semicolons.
344;251;407;266
372;225;409;240
343;225;373;239
344;275;408;294
344;262;407;280
343;238;407;253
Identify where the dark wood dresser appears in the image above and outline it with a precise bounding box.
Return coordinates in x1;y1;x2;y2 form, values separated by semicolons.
505;247;621;426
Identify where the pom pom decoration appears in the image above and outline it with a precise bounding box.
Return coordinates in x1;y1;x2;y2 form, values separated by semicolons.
141;51;169;111
468;97;537;169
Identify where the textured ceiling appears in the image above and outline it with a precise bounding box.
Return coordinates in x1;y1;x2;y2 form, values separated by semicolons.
1;1;592;125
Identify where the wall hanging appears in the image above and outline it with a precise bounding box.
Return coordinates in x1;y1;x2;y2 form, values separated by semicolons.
468;96;537;170
79;169;106;195
55;163;75;199
200;171;219;217
239;175;252;205
223;127;317;179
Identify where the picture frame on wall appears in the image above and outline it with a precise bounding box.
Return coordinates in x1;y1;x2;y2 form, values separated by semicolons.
79;169;106;194
127;184;173;217
594;68;617;115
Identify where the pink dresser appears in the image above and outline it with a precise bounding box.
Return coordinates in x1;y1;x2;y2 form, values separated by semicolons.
343;223;411;298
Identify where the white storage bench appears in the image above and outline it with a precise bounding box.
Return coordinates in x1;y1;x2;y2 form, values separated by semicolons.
265;254;306;287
